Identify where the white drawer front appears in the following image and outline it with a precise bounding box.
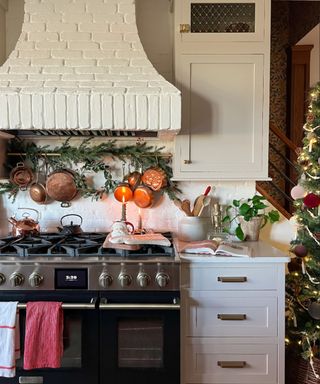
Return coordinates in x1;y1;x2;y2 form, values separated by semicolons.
185;341;277;383
184;291;277;337
183;265;278;290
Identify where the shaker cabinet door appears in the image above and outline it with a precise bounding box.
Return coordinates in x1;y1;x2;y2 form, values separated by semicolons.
173;54;268;180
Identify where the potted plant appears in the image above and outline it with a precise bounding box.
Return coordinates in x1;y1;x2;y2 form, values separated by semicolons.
223;195;280;241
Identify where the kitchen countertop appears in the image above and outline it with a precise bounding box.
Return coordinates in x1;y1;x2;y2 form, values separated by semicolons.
175;240;290;263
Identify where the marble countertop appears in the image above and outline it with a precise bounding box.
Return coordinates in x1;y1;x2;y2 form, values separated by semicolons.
175;240;290;263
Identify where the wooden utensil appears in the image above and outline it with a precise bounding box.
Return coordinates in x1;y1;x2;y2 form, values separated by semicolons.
197;195;211;217
192;186;212;216
181;199;193;216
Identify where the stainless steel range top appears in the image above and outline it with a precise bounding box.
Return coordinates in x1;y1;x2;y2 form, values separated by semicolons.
0;232;179;291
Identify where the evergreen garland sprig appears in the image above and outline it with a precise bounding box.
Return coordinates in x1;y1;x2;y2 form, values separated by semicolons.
2;138;181;202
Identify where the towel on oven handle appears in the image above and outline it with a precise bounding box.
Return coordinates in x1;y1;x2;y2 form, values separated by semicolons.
24;302;63;370
0;302;20;378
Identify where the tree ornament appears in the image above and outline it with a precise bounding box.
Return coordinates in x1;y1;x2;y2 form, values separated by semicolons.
291;185;306;200
307;114;315;123
287;257;302;273
318;157;320;165
293;244;308;258
308;302;320;320
303;193;320;208
141;167;167;191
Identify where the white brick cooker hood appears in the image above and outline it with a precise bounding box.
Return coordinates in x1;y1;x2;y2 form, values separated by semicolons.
0;0;181;136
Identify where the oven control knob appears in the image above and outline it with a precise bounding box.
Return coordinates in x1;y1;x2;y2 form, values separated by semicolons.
99;273;113;288
137;272;150;288
29;272;44;288
118;273;132;288
0;273;6;285
156;272;170;288
9;272;24;287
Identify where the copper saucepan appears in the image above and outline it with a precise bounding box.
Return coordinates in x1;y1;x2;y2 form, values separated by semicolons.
46;169;78;207
10;162;34;190
133;184;154;208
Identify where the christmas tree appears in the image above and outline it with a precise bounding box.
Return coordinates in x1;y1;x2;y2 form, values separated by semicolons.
286;81;320;378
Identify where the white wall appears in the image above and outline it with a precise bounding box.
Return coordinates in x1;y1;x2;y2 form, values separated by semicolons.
297;24;320;87
0;0;7;65
5;0;23;59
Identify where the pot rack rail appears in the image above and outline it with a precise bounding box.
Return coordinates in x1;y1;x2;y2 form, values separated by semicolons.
7;152;172;158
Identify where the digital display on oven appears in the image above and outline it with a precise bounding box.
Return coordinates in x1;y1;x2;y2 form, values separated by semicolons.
55;269;88;289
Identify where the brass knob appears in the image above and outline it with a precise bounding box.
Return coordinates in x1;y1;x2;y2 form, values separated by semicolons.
9;272;24;287
29;272;44;288
180;24;190;33
184;160;192;164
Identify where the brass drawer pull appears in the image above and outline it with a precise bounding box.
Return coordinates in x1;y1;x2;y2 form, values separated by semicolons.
218;276;247;283
217;314;247;320
218;361;246;368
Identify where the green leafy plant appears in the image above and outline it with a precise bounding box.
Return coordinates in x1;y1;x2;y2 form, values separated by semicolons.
223;195;280;240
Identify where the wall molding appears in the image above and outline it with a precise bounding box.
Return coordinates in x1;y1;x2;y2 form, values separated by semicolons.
0;0;8;11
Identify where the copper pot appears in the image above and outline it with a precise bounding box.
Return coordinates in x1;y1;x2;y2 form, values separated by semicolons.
125;171;141;190
10;162;34;190
46;169;78;207
8;208;40;237
133;185;154;208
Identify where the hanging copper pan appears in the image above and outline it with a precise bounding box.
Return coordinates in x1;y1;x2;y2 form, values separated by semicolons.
46;169;78;207
133;185;154;208
9;162;34;190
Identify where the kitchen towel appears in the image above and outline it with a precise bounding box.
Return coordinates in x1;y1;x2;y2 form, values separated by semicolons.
24;302;63;370
0;302;19;378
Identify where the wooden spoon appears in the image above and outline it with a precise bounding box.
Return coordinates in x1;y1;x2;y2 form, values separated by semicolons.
181;199;193;216
197;195;211;217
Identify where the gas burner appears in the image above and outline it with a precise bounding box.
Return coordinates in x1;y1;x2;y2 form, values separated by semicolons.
0;232;174;259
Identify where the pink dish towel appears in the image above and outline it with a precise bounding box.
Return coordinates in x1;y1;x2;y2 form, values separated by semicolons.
23;302;63;370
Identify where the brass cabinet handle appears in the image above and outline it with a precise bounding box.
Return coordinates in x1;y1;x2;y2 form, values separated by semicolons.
217;276;247;283
180;24;190;33
218;361;246;368
217;314;247;320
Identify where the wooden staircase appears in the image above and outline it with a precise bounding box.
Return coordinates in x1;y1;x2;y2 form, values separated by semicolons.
257;123;298;219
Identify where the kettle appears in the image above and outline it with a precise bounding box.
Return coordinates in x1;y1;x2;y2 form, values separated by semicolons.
8;208;40;237
57;214;83;235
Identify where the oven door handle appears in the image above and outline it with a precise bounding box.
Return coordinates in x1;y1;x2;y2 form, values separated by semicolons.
99;298;180;310
17;298;97;310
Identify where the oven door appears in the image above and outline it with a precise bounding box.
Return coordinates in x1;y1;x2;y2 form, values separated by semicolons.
0;291;99;384
99;291;180;384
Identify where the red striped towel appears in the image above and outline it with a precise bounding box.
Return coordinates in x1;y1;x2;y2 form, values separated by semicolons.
23;302;63;370
0;302;19;378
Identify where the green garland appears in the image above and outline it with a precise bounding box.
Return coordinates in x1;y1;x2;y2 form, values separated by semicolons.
0;138;181;202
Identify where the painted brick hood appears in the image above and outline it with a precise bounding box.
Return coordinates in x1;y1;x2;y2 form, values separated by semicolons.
0;0;181;136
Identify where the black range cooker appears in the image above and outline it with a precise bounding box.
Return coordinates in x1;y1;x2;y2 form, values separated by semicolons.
0;232;180;384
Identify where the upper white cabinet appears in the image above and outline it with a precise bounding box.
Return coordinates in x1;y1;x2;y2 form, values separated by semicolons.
178;0;266;43
173;0;271;180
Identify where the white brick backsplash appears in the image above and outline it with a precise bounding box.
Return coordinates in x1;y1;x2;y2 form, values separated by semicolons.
29;32;59;41
36;42;67;50
60;32;91;41
22;22;45;32
69;42;99;50
0;0;181;132
101;42;130;50
65;59;96;67
47;22;77;32
79;23;108;33
51;50;82;58
86;3;117;14
92;32;123;42
110;23;137;33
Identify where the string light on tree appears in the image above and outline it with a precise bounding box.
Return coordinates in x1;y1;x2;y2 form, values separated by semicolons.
286;81;320;378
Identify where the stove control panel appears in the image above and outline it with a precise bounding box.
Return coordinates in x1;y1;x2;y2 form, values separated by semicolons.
0;262;179;290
